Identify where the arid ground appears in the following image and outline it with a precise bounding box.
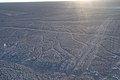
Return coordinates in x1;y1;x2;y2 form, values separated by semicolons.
0;1;120;80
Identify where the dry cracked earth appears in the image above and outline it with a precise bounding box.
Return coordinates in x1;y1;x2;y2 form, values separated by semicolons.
0;1;120;80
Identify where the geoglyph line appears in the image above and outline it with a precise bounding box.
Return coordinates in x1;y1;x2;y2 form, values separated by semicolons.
74;17;113;70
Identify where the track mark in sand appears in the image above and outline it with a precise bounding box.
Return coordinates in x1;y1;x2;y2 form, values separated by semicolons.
2;26;75;34
55;35;76;58
2;26;120;39
71;33;88;47
74;17;113;70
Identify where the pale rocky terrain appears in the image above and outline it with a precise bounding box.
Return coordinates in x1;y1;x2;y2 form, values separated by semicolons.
0;1;120;80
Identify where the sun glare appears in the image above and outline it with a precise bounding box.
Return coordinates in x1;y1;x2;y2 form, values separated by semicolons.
80;0;92;2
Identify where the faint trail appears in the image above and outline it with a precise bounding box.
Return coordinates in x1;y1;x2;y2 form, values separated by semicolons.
2;26;75;34
74;17;113;70
6;20;93;23
2;26;119;39
71;33;88;47
0;9;26;16
55;36;76;58
100;44;120;57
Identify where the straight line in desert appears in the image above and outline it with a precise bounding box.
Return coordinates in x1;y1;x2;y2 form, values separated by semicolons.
74;17;113;70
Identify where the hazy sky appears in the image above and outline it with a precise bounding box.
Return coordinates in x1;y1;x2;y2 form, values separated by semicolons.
0;0;77;2
0;0;118;3
0;0;97;3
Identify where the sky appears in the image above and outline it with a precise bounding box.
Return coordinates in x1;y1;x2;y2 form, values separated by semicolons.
0;0;118;4
0;0;96;3
0;0;73;2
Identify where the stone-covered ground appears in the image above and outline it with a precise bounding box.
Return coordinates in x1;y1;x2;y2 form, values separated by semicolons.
0;1;120;80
